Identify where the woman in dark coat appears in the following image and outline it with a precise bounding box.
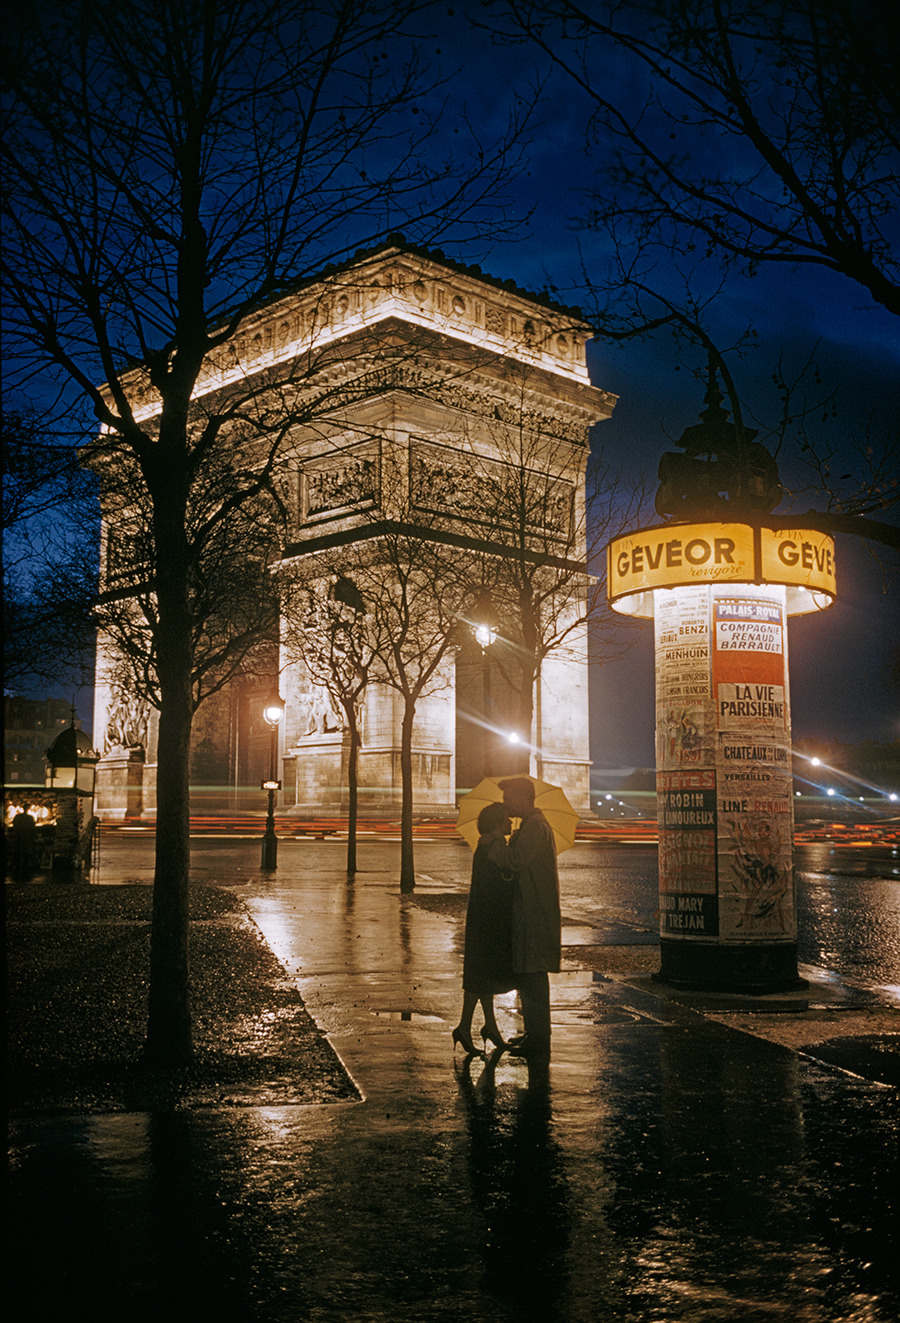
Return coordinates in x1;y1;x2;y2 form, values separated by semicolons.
452;801;516;1054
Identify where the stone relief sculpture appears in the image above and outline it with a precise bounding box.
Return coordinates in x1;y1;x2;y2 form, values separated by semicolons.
104;688;150;755
410;449;572;541
304;454;378;520
295;685;344;737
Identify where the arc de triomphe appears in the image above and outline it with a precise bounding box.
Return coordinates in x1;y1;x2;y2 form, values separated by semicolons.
92;243;616;819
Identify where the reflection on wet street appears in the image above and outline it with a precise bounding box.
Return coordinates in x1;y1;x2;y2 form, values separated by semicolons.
8;837;899;1321
456;1052;573;1315
10;1006;896;1320
794;844;900;989
558;841;900;991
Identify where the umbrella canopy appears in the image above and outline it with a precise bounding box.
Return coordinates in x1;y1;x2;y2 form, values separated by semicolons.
455;774;580;855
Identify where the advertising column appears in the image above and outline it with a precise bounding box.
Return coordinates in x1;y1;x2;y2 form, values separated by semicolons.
654;582;798;990
608;520;834;993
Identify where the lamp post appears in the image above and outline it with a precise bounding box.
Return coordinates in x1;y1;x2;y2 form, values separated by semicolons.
260;690;284;870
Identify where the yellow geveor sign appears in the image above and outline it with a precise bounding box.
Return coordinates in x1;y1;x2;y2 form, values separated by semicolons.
608;523;756;599
607;522;836;610
758;527;836;597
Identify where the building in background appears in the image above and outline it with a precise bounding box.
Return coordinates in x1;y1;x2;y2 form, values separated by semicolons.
4;697;74;788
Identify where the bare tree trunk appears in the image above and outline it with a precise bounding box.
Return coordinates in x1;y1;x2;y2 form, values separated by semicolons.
512;676;534;775
346;716;361;878
145;563;194;1067
514;587;539;774
144;446;195;1067
399;699;416;893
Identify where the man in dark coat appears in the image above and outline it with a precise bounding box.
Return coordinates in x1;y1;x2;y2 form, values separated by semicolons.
500;777;561;1060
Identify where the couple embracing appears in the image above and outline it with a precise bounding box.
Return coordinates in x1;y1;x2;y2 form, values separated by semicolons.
452;777;560;1063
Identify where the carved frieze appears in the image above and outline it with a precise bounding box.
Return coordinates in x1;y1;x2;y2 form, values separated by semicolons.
115;249;605;422
410;439;574;543
299;441;381;524
293;683;344;738
303;360;603;443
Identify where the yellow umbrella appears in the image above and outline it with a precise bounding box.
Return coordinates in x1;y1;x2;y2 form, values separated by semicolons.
455;774;580;855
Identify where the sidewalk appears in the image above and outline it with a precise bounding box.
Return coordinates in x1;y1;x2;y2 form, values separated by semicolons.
7;837;899;1322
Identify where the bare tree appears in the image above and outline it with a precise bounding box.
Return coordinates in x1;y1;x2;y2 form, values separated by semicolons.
282;525;469;893
489;0;899;544
90;425;283;712
1;0;528;1067
493;0;899;312
400;364;645;782
354;523;471;893
280;570;376;877
459;407;645;770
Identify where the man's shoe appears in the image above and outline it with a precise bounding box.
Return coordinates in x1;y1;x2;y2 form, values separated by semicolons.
507;1035;550;1060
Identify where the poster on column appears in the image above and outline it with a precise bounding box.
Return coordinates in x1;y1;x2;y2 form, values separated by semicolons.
655;585;715;771
712;593;794;939
713;597;786;731
717;736;794;939
657;768;719;937
654;586;718;938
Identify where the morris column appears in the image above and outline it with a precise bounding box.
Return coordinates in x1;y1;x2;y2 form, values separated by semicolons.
606;376;836;992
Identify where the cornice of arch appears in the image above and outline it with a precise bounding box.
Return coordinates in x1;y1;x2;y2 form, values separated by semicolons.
110;250;615;426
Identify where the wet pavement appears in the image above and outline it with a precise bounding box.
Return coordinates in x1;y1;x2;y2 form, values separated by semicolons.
8;835;900;1321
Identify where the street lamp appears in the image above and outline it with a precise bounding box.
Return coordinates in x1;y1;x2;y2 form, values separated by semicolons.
260;689;284;870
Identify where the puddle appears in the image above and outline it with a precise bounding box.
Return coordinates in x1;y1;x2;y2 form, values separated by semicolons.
563;923;659;947
801;1035;900;1087
553;968;601;987
370;1010;445;1022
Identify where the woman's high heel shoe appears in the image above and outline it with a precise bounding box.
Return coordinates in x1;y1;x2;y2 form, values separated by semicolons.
480;1026;508;1050
452;1027;481;1055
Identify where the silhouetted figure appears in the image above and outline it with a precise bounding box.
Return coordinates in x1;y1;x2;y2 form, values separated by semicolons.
452;801;516;1055
9;809;38;875
500;777;561;1061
